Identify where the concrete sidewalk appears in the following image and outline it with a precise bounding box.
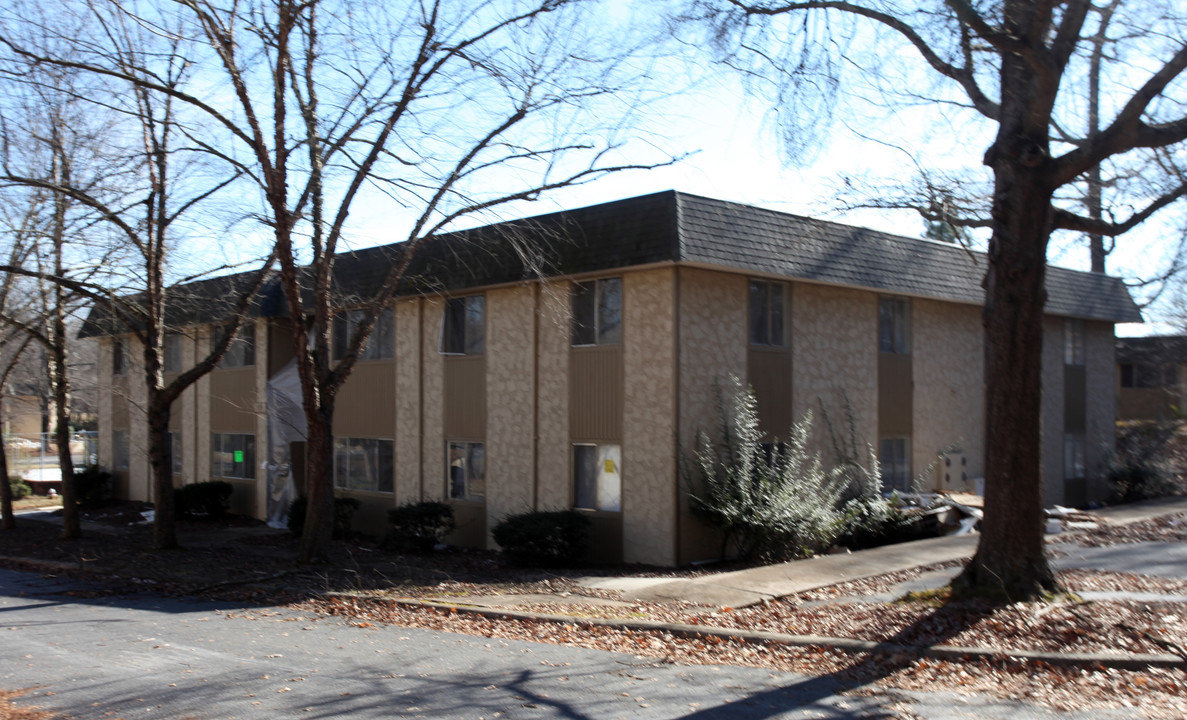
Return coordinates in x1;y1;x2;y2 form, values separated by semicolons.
584;495;1187;608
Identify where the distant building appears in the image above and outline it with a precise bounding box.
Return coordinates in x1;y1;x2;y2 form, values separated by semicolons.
1116;335;1187;422
83;191;1141;564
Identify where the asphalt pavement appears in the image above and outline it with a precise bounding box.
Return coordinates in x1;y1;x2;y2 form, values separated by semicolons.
0;568;1138;720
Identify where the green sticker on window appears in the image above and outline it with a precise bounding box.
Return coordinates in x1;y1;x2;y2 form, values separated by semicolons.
234;450;244;463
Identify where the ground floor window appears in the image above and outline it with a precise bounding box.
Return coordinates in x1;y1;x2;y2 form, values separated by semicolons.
879;437;910;493
212;433;255;480
1064;433;1086;480
573;443;621;512
113;430;129;470
334;437;394;493
448;441;485;501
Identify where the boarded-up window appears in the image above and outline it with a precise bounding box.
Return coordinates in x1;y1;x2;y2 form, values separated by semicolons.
573;443;621;512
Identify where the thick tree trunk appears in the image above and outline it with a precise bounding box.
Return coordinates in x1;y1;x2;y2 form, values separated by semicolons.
954;5;1060;599
297;403;335;564
148;399;178;550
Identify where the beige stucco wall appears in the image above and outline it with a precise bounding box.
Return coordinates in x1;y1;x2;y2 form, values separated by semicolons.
195;327;212;486
535;282;571;510
395;299;422;503
252;319;270;516
126;336;150;502
1041;315;1066;507
1085;320;1116;502
911;299;985;491
791;283;878;455
421;296;445;502
676;268;748;563
622;268;678;566
486;286;537;526
98;338;114;476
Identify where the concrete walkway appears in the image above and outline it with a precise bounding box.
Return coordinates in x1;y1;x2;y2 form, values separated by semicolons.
583;495;1187;608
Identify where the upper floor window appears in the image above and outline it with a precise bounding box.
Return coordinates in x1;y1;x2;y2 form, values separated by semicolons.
878;297;910;354
749;280;786;346
441;295;485;355
1064;319;1084;366
112;337;127;375
163;333;183;373
214;322;255;368
334;307;394;361
571;277;621;346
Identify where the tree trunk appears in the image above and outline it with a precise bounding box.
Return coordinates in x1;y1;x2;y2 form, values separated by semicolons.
0;397;14;530
297;402;335;564
50;328;79;540
954;10;1060;599
148;398;178;550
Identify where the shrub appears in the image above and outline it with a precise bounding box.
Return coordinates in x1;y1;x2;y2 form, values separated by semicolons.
73;465;113;507
1107;422;1184;503
383;501;454;553
835;494;920;550
175;481;234;518
492;510;591;566
287;496;361;539
687;377;845;561
9;477;32;500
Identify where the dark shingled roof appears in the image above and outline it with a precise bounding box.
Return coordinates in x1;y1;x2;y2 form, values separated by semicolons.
1117;335;1187;364
80;189;1142;336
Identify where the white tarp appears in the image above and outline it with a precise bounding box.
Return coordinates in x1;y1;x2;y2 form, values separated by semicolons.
265;360;306;528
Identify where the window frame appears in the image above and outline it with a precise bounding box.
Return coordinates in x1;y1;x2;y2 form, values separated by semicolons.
447;440;486;502
333;436;394;493
1063;432;1086;480
440;295;485;356
112;429;129;470
879;436;911;493
572;442;622;512
112;337;127;376
571;277;622;347
211;432;256;480
163;333;183;373
334;306;394;361
1064;319;1085;366
748;279;787;347
878;297;911;355
214;322;256;368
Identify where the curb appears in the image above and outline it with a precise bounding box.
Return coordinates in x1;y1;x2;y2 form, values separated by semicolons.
321;591;1187;672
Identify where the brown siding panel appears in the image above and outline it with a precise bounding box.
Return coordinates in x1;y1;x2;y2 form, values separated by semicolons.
209;368;258;432
1064;365;1087;433
335;361;396;437
748;348;792;438
570;346;622;441
878;353;913;437
444;356;486;439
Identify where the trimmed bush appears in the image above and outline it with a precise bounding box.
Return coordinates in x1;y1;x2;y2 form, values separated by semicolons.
73;465;113;507
492;510;591;566
175;481;234;518
383;501;455;553
287;496;361;539
9;477;32;500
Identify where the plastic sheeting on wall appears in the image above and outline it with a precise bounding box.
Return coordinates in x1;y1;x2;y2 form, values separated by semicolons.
265;360;306;528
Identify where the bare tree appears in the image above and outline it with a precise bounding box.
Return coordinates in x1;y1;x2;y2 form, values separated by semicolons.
0;0;673;562
0;5;275;548
695;0;1187;598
